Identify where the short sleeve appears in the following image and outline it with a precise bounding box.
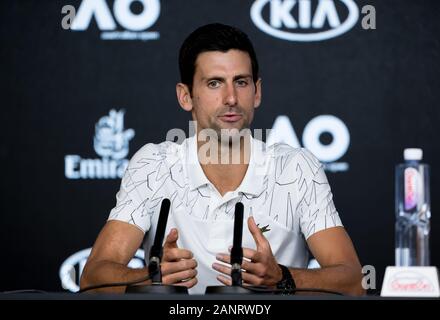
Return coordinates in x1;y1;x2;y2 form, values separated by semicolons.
296;149;343;239
108;143;160;233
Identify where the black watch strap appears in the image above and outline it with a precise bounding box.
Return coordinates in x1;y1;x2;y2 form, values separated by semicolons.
276;264;296;294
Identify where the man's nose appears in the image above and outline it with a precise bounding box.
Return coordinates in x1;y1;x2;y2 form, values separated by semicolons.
223;82;237;106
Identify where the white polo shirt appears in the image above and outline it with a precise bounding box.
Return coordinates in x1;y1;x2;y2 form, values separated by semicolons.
108;134;343;294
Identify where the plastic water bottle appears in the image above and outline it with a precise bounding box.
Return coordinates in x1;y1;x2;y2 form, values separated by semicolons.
395;148;431;266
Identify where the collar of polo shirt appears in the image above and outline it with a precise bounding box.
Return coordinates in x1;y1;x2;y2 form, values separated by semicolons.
184;134;267;198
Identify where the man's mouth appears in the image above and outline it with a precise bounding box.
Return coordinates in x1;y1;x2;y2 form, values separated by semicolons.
218;113;243;123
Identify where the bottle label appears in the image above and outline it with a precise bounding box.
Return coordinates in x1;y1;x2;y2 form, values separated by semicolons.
404;167;419;211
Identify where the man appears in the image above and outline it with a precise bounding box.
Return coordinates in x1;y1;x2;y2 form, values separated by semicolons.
80;23;365;295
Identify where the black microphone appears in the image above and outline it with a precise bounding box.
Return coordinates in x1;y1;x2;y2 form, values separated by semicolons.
126;198;187;294
148;198;171;284
230;202;244;286
205;201;253;294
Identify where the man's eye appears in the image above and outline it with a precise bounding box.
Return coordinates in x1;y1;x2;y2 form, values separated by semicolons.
236;80;248;86
208;81;220;88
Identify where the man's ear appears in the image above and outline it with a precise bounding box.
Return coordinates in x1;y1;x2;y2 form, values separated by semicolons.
176;83;193;112
254;78;262;109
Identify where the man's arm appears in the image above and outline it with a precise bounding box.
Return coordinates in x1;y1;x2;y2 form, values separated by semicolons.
289;226;365;296
80;220;198;293
213;217;365;296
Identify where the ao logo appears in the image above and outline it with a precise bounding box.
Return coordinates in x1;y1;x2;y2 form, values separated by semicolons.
251;0;359;41
71;0;160;31
59;248;145;292
267;115;350;163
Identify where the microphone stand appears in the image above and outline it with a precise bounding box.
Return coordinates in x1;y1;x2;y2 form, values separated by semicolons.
205;202;254;294
126;198;188;294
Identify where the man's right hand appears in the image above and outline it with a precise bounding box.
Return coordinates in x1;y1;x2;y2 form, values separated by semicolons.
161;228;198;288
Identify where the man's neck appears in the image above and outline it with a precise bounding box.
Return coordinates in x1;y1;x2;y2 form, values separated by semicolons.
196;133;251;197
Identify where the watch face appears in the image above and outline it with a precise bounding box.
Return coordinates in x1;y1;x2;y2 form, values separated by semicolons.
278;278;293;288
277;264;296;290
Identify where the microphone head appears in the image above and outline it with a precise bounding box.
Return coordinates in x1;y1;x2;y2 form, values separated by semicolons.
231;202;244;266
150;198;171;259
159;198;171;217
235;202;244;219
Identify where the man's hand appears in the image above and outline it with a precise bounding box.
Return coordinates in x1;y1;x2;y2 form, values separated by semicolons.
213;216;282;287
161;228;198;288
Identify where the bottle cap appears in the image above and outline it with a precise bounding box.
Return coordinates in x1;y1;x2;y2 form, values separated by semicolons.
404;148;423;161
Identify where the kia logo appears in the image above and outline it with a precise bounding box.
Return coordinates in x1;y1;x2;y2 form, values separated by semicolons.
251;0;359;42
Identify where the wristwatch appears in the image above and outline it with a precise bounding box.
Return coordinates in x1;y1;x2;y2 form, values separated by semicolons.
276;264;296;294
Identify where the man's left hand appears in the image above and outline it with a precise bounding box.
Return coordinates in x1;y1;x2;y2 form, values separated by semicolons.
213;216;283;287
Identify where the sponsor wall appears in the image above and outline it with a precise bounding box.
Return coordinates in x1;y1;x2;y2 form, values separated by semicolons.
1;0;439;292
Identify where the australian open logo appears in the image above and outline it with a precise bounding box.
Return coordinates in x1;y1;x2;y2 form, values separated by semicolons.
251;0;359;42
65;109;135;179
268;115;350;172
62;0;161;41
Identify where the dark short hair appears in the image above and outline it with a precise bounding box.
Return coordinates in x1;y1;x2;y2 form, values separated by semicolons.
178;23;259;94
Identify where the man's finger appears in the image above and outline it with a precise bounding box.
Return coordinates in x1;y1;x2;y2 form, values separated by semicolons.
162;247;193;262
216;275;231;286
174;276;198;288
216;274;258;288
247;216;268;248
163;228;179;249
161;258;197;275
162;268;198;284
243;247;260;261
226;247;259;262
215;255;262;276
212;262;231;276
216;253;231;264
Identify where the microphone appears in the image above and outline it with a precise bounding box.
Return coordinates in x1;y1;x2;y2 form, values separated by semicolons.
205;201;253;294
126;198;187;294
230;202;244;286
148;198;171;284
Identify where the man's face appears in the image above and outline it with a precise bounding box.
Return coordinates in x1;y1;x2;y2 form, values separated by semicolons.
186;49;261;138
